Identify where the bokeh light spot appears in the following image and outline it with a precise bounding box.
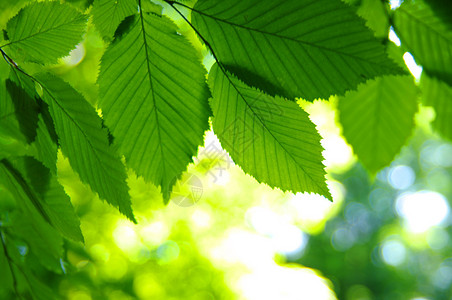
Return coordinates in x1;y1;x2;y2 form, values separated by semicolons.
381;240;406;266
388;165;415;190
156;240;180;264
113;223;139;252
331;228;356;251
396;191;450;233
427;228;450;250
390;0;402;9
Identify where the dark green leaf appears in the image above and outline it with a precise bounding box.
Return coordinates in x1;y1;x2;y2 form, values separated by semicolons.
0;78;38;144
192;0;403;100
0;159;63;271
36;73;135;222
393;0;452;85
8;70;58;173
0;239;14;297
31;112;58;174
13;157;84;243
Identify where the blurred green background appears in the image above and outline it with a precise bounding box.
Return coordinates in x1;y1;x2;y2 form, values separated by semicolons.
1;0;452;299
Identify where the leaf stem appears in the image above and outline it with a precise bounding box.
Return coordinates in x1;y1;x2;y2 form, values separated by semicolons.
163;0;221;64
0;47;19;69
163;0;236;87
162;1;306;172
0;47;38;86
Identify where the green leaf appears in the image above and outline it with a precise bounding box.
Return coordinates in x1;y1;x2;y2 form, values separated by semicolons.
355;0;390;38
23;269;55;300
421;74;452;140
36;73;136;222
31;112;58;174
91;0;137;40
424;0;452;29
191;0;403;100
98;13;210;201
20;267;55;300
0;240;14;298
4;1;87;64
9;69;59;173
13;157;84;243
338;75;418;173
0;136;29;160
0;184;16;212
0;159;63;271
393;0;452;85
0;230;55;300
208;63;330;199
0;78;39;144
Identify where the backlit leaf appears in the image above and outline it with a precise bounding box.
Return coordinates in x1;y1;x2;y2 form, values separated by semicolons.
421;74;452;140
0;159;63;271
208;64;330;199
4;1;87;64
13;157;84;243
394;0;452;85
192;0;403;100
98;12;210;202
36;73;135;222
92;0;137;40
338;75;418;172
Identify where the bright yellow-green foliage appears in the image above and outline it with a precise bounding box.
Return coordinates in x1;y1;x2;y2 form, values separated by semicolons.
0;0;452;299
338;75;418;173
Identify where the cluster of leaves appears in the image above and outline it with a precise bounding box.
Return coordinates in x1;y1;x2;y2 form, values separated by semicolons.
0;0;451;298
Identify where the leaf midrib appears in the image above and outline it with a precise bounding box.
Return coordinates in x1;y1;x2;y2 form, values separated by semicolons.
41;81;121;205
219;68;328;196
397;6;452;43
2;15;84;49
193;7;390;67
138;6;166;185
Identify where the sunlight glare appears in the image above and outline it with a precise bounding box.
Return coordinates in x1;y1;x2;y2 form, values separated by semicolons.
396;191;450;233
289;193;334;224
113;223;140;252
403;52;423;80
389;27;401;46
140;221;169;246
191;209;212;228
390;0;402;10
238;266;337;300
322;136;354;169
210;229;274;268
246;206;308;256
